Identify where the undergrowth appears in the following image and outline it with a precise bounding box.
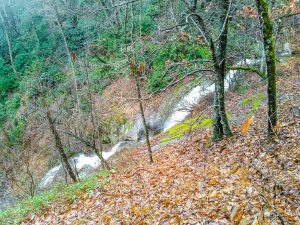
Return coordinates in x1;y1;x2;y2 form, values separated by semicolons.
0;170;110;225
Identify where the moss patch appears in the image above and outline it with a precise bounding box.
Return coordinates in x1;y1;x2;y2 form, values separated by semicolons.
160;116;213;143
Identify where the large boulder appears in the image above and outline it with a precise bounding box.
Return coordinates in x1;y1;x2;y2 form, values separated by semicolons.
278;42;292;57
126;111;163;141
126;84;191;141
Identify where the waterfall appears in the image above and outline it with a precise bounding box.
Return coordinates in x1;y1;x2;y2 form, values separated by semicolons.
38;59;259;190
163;59;259;131
38;141;131;190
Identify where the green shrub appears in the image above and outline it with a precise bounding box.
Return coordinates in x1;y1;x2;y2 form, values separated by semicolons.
145;38;210;93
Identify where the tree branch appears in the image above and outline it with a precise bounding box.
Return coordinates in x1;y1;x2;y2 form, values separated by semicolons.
213;0;232;43
226;66;266;79
277;11;300;20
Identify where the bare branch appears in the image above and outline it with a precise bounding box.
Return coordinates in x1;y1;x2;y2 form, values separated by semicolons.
226;66;266;79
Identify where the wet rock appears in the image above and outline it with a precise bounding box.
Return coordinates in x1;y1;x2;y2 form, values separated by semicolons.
126;111;163;141
279;42;292;57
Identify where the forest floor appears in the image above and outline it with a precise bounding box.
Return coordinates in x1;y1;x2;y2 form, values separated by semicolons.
20;57;300;224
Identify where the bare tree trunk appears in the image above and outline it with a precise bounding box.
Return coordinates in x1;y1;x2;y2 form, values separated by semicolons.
130;2;134;39
46;110;78;183
94;144;110;170
130;61;153;163
212;84;224;140
112;0;121;47
139;0;142;38
51;1;79;109
135;75;153;163
24;0;40;46
124;3;128;48
256;0;277;138
187;0;232;140
0;6;17;75
216;0;232;137
84;45;110;169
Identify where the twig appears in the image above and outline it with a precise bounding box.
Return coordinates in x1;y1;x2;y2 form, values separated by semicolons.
213;0;233;43
258;192;285;225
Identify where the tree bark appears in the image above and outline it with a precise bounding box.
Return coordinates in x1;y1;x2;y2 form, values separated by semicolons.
46;111;78;183
51;1;79;110
130;2;134;39
131;62;153;163
255;0;277;138
84;46;110;170
135;75;153;163
212;92;223;140
216;0;232;137
124;3;128;48
187;0;232;140
0;6;17;75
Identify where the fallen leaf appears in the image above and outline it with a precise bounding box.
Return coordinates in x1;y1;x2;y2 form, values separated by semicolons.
230;203;245;225
241;116;254;134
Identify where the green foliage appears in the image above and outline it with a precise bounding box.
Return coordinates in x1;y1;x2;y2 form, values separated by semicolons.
147;64;173;92
0;58;17;97
160;116;213;143
240;93;264;116
80;97;90;112
140;16;155;34
0;170;110;225
4;94;21;119
146;38;210;92
237;84;249;95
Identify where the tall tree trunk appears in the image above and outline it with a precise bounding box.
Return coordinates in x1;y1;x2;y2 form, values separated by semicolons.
212;92;223;140
216;0;232;137
124;3;128;48
187;0;232;141
24;0;40;47
139;0;142;38
135;76;153;163
94;144;111;170
131;62;153;163
51;1;79;109
112;0;121;47
0;8;17;75
130;2;134;40
256;0;277;138
46;111;78;183
84;46;110;170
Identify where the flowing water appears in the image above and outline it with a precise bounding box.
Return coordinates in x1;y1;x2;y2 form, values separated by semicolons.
38;59;258;190
163;59;258;131
38;142;126;190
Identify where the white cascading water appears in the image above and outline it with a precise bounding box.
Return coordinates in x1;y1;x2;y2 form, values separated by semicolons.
163;59;258;131
38;165;62;189
39;59;258;189
38;142;124;189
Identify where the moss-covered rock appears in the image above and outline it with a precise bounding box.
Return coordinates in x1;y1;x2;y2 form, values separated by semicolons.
160;115;213;143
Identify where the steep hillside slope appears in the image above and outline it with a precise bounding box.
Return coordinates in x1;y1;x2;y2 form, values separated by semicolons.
17;59;300;225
